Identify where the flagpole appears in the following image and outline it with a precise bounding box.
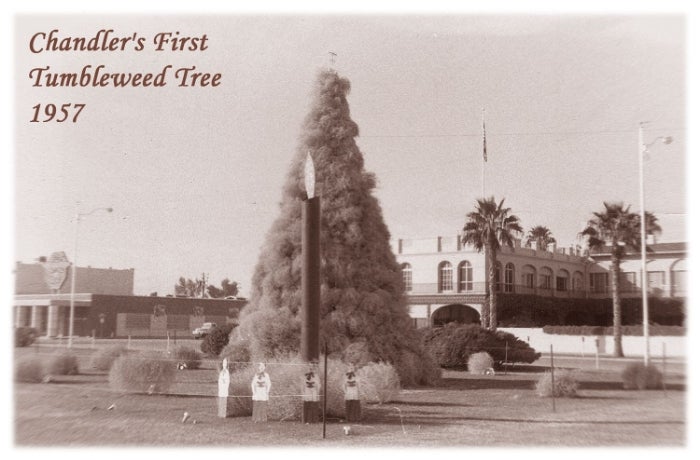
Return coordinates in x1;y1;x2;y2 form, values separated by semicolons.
481;108;486;198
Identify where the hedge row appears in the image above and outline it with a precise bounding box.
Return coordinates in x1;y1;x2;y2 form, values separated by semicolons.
542;325;686;336
498;294;685;327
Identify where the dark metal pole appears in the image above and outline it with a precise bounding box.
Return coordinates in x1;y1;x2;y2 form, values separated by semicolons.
323;342;328;439
504;341;508;375
550;344;556;412
301;196;321;363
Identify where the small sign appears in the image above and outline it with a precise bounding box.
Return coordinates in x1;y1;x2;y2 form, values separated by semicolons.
42;251;70;291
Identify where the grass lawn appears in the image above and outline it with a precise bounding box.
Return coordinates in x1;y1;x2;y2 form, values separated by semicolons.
13;341;686;447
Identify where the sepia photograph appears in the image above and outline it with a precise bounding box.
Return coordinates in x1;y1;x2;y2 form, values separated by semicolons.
6;1;693;453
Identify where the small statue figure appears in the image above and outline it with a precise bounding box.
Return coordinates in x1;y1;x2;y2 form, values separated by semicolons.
343;364;361;422
251;362;271;422
301;362;320;423
218;358;230;418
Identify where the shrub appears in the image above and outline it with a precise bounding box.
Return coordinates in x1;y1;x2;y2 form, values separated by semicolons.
45;352;80;375
356;361;400;404
90;346;128;371
422;323;540;369
15;327;38;347
342;341;373;368
467;352;494;375
174;346;202;370
622;362;663;390
535;370;579;397
221;338;251;371
394;348;442;387
109;351;176;394
15;356;44;383
201;323;236;356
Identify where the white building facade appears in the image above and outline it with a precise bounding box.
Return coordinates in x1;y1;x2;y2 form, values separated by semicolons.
391;236;686;328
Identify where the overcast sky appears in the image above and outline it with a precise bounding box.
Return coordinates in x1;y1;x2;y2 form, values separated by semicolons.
12;13;686;297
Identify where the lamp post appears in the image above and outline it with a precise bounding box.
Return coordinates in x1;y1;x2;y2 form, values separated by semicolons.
68;203;113;348
638;122;672;366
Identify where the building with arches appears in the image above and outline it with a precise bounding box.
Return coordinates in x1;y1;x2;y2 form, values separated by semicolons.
392;236;686;328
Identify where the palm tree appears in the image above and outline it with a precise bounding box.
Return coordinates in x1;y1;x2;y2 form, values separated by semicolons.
461;197;522;331
526;225;556;251
580;202;661;357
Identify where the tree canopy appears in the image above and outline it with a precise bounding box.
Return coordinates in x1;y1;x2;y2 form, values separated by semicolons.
461;196;522;329
207;278;239;298
525;225;556;251
580;201;662;357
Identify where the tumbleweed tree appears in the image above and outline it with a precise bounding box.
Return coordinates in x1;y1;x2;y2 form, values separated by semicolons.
234;69;439;385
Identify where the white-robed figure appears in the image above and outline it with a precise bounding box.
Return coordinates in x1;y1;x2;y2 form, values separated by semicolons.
217;358;231;418
301;362;320;423
343;365;361;422
251;362;271;422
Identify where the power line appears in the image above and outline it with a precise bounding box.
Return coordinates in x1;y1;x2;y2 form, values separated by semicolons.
359;127;685;139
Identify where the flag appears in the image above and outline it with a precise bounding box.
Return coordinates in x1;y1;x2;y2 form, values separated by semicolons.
482;109;487;163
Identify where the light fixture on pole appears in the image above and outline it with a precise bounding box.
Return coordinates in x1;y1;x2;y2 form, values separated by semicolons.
68;203;113;348
638;122;672;366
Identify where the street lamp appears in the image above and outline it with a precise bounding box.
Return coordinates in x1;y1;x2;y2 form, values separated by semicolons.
68;203;113;348
638;122;672;366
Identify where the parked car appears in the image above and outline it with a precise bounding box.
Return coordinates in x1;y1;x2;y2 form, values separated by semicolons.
192;322;217;339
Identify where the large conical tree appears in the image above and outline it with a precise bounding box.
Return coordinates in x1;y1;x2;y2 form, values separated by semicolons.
234;69;438;385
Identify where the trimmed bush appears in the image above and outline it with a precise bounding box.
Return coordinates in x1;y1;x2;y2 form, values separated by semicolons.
90;346;128;371
394;348;442;387
221;338;251;371
356;361;400;404
174;346;202;370
342;341;373;368
46;352;80;375
109;352;176;394
535;370;579;397
15;356;44;383
622;362;663;390
201;323;236;356
467;352;494;375
422;323;540;369
498;294;685;327
15;327;38;347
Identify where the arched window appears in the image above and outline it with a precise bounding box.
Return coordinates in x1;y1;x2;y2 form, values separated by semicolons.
522;265;536;294
504;263;515;293
438;261;453;293
458;261;473;292
401;263;412;292
671;259;686;297
556;269;570;292
540;266;553;290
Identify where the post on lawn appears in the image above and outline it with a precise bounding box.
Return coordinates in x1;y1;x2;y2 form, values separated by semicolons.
550;344;556;412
